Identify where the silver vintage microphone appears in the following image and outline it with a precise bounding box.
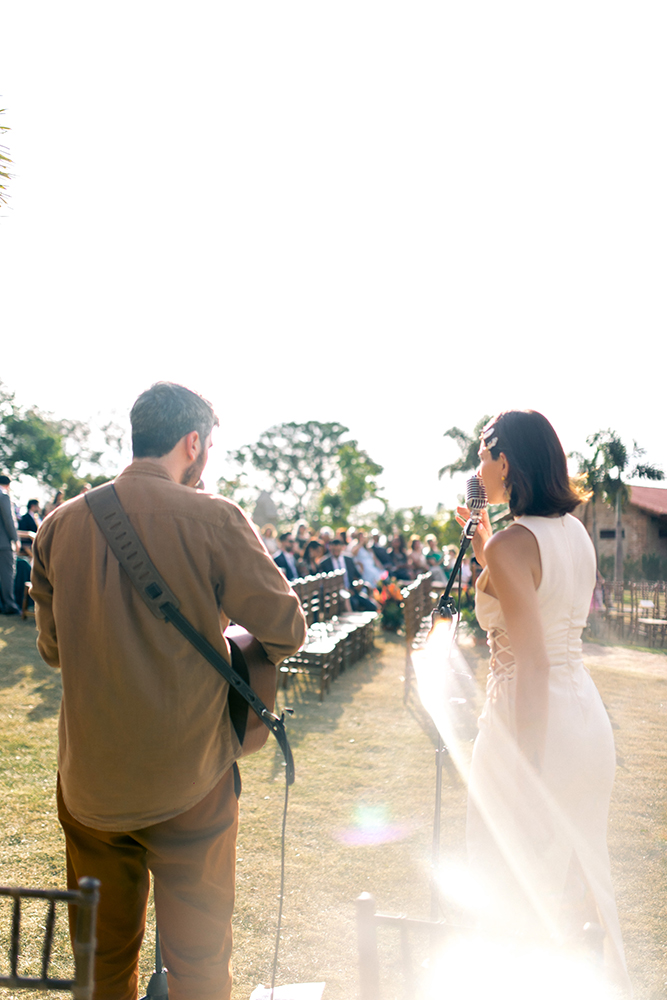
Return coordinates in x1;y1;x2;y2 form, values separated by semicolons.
463;474;488;537
431;475;488;628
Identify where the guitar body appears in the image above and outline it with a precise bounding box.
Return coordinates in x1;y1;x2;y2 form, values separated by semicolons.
224;625;277;757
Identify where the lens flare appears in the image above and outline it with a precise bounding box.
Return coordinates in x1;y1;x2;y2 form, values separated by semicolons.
435;860;490;914
426;934;615;1000
335;803;412;846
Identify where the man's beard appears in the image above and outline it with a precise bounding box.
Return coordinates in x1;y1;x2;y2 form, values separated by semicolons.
181;449;207;488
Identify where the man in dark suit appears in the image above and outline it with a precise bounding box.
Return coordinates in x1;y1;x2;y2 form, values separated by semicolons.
18;500;41;533
318;537;376;612
0;475;20;615
273;532;299;581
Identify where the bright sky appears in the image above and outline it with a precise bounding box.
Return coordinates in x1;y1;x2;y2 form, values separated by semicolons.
1;2;665;515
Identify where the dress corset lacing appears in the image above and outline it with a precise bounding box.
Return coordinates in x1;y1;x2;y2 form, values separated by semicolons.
486;626;515;701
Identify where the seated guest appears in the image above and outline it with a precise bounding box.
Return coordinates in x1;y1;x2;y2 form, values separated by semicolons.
292;521;311;558
369;530;392;568
14;533;34;611
18;500;41;533
443;546;459;580
298;540;324;577
386;533;411;581
407;534;429;577
319;538;376;612
349;529;384;588
273;533;300;581
43;490;64;517
318;526;334;553
260;523;279;555
426;553;447;586
424;534;443;563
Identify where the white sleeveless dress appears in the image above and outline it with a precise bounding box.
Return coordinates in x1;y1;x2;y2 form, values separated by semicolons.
469;514;630;993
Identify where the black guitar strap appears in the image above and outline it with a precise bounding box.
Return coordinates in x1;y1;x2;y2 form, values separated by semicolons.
85;483;295;785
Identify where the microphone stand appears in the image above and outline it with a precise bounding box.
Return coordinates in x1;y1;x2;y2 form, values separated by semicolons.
428;510;482;922
432;512;480;628
140;882;169;999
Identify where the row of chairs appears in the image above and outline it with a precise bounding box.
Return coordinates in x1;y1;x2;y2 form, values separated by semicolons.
599;580;667;648
400;573;434;704
280;570;378;699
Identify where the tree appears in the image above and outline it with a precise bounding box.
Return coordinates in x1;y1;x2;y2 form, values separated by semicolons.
0;383;75;487
317;441;383;528
371;503;461;548
583;430;664;581
0;381;126;495
216;473;251;512
229;421;383;525
570;441;606;566
438;415;491;479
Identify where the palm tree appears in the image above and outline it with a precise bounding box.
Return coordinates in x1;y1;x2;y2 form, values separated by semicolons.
0;106;11;210
585;431;664;581
438;415;491;479
570;442;606;566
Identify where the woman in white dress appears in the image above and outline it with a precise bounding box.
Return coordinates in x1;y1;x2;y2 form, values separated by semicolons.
457;411;630;996
349;529;385;588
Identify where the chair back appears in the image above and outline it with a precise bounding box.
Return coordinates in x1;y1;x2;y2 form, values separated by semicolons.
296;576;320;627
356;892;455;1000
321;570;345;619
0;877;99;999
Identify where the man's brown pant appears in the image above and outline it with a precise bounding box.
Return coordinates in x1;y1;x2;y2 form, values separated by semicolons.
57;768;239;1000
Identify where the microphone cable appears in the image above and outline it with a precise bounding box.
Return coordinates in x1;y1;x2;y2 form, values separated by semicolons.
270;773;290;999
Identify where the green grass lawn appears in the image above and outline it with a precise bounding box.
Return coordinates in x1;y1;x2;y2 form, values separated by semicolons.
0;618;665;1000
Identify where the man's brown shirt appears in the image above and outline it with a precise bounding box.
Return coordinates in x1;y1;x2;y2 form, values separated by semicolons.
32;461;306;831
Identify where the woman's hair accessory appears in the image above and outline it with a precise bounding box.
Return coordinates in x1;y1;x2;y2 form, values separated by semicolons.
481;423;498;450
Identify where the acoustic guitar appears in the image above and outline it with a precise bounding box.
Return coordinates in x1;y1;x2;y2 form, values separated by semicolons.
225;625;278;757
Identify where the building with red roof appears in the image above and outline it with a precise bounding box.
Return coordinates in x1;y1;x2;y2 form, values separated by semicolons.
575;485;667;570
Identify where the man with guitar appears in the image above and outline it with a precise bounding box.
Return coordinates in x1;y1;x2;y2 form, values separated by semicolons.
31;382;306;1000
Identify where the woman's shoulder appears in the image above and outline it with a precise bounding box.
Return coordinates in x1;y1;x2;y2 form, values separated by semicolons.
484;523;541;577
486;521;538;554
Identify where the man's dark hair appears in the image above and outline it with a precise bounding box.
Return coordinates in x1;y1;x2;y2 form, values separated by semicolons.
28;499;39;510
0;476;10;486
278;533;293;543
485;410;586;517
130;383;219;458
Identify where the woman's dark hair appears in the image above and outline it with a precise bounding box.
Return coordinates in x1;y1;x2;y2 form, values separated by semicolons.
483;410;587;517
303;540;323;564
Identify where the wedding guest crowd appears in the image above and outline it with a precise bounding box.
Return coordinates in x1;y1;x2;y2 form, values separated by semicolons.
0;477;40;616
0;472;462;621
267;518;458;606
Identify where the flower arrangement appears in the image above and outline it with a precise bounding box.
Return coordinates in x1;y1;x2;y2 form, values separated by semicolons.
372;576;405;632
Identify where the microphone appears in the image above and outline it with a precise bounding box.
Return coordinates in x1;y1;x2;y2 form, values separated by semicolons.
431;475;488;627
463;475;488;538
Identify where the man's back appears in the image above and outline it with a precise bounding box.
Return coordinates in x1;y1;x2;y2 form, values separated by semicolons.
0;489;17;548
32;459;306;831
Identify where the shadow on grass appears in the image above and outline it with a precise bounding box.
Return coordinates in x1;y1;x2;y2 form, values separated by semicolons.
259;635;401;783
0;620;62;721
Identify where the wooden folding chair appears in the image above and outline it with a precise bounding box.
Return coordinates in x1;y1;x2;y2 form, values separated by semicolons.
0;877;99;999
356;892;451;1000
402;573;433;704
604;581;633;638
635;582;667;648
